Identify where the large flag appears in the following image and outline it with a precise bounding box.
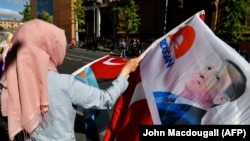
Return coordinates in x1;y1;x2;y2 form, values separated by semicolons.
104;10;250;141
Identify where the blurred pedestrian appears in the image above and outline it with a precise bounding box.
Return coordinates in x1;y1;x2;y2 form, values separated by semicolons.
0;32;13;76
119;38;127;58
136;39;142;56
70;38;76;49
0;19;141;141
92;37;98;52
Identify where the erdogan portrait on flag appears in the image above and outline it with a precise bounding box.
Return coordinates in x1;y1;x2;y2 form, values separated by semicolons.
153;58;246;125
140;17;249;125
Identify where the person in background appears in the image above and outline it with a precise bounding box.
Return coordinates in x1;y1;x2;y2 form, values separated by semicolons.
0;32;13;76
70;38;76;49
0;19;141;141
119;38;127;58
136;39;142;56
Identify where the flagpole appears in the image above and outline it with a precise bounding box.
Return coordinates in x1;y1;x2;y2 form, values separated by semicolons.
164;0;169;34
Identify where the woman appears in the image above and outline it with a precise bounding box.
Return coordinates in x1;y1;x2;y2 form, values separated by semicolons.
0;19;141;141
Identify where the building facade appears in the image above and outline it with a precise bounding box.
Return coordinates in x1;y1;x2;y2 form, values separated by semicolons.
84;0;215;41
29;0;215;42
53;0;74;43
30;0;74;43
29;0;250;44
0;20;22;32
30;0;53;15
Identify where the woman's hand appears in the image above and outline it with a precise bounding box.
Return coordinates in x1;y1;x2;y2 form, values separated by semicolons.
121;57;142;79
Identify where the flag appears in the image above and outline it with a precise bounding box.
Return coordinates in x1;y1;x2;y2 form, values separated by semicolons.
72;55;128;80
104;10;250;141
72;55;128;140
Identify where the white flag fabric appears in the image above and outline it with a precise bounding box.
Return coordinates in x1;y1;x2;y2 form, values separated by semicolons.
104;10;250;141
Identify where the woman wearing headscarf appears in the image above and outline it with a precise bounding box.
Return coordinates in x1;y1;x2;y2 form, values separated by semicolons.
0;19;141;141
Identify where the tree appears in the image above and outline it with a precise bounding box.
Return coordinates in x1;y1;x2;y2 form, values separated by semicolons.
19;2;34;22
38;11;52;23
73;0;86;42
215;0;250;41
115;0;141;40
0;26;4;31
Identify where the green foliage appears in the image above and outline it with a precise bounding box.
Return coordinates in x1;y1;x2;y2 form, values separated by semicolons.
19;2;34;22
215;0;250;41
0;26;4;31
38;11;52;23
73;0;86;33
114;0;141;37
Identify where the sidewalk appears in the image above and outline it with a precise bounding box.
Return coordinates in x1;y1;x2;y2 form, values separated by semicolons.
68;44;122;56
94;46;121;57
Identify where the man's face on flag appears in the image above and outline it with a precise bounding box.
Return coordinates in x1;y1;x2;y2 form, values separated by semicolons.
184;63;232;105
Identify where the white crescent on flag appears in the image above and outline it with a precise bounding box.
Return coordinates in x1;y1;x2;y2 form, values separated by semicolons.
103;58;125;66
72;55;127;79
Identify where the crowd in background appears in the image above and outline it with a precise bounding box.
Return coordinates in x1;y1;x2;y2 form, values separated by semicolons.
74;36;250;63
75;37;145;58
76;37;100;52
118;38;142;57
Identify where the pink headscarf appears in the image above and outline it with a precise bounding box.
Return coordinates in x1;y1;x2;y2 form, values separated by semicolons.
0;19;66;140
